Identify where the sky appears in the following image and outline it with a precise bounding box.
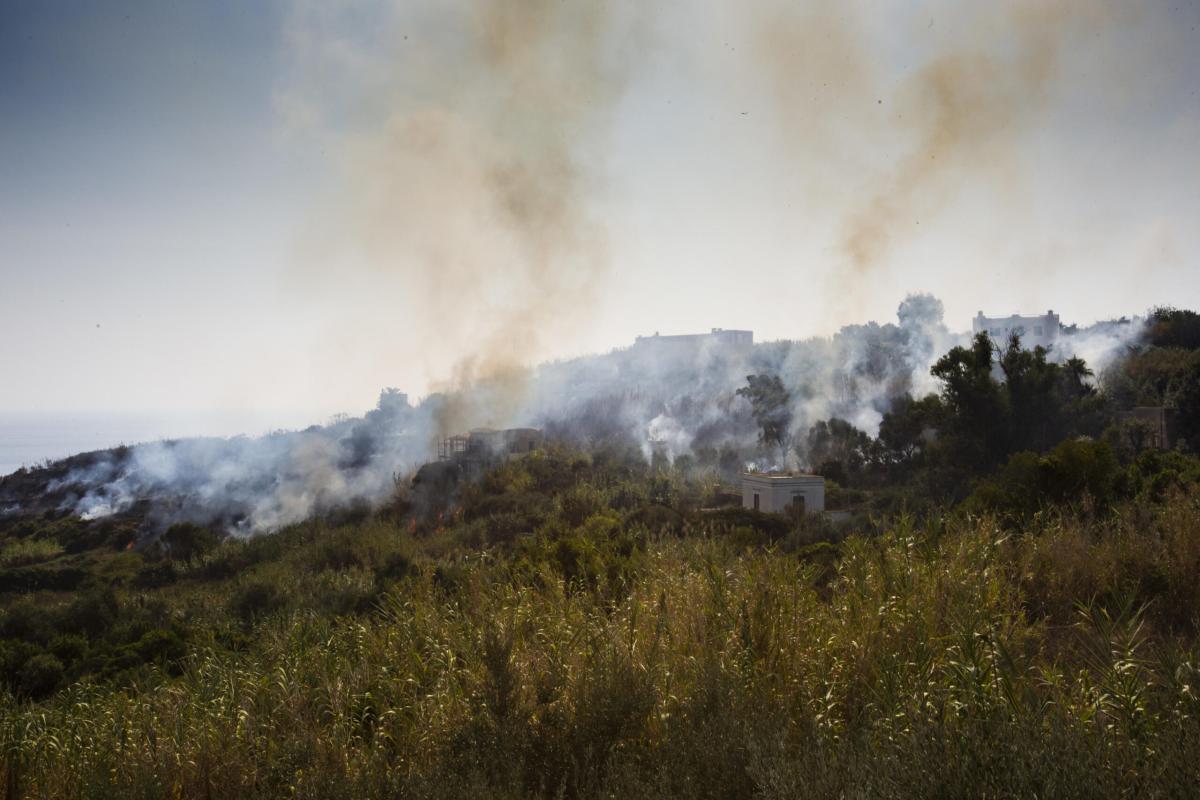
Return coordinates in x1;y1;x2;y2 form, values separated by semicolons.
2;0;1199;425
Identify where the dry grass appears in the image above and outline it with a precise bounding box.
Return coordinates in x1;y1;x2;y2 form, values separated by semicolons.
2;493;1200;798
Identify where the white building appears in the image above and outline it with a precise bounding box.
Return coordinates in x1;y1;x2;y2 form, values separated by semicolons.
742;473;825;515
972;310;1061;351
633;328;753;352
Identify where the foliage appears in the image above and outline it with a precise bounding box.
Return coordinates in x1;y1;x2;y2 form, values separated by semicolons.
0;485;1198;796
737;374;791;450
160;522;222;562
1147;306;1200;350
1;318;1200;794
0;538;63;568
965;438;1122;520
805;417;875;485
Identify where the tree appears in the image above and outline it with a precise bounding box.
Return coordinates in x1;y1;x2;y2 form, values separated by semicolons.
878;393;943;466
930;333;1009;472
999;335;1064;453
1147;307;1200;350
805;418;872;483
736;375;791;450
966;438;1121;520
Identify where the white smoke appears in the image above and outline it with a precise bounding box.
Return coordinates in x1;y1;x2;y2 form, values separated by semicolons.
19;294;1146;535
46;391;434;535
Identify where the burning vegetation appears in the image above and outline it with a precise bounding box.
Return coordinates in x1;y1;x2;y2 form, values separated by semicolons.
0;306;1198;796
3;0;1199;795
0;298;1184;541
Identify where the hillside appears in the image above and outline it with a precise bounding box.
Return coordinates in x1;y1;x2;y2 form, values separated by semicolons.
0;438;1198;796
0;309;1198;796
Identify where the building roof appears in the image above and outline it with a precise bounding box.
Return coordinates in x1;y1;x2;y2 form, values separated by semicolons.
742;471;823;482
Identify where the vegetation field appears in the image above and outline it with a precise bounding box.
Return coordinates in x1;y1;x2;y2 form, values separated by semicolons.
0;308;1198;798
0;443;1199;798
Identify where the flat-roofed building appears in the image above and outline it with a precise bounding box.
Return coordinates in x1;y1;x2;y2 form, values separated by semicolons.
972;310;1061;351
742;472;825;515
633;328;753;353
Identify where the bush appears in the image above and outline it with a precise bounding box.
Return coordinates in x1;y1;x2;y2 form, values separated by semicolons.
133;629;188;668
0;538;64;567
48;634;87;664
60;588;119;638
18;652;64;698
967;438;1121;520
161;523;222;562
0;564;87;593
1125;449;1200;502
700;507;790;541
0;600;54;643
134;561;179;589
559;485;606;526
229;581;285;624
377;551;416;582
624;503;684;536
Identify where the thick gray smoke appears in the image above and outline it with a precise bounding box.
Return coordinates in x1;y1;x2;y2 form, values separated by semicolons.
14;294;1144;535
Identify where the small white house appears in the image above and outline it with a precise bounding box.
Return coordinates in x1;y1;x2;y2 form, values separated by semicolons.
742;473;825;515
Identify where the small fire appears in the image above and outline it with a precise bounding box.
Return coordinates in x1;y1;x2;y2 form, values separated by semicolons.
125;540;135;551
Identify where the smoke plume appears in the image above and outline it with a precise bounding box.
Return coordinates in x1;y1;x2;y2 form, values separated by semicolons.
295;1;644;436
3;294;1148;535
753;0;1122;284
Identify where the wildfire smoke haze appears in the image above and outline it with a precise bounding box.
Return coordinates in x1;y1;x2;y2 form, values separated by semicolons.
1;0;1198;530
287;1;648;434
275;0;1196;413
4;4;1200;791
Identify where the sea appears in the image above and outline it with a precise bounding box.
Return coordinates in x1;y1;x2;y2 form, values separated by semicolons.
0;410;321;477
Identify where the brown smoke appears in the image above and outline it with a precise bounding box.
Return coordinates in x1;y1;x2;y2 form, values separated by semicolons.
312;1;641;436
754;1;1119;279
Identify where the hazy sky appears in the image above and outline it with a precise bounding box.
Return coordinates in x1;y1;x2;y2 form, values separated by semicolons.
3;0;1198;421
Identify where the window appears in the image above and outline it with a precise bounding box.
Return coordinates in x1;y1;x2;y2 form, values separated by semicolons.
753;493;760;511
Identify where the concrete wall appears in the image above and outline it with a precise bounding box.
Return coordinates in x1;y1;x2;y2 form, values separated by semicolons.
742;474;825;515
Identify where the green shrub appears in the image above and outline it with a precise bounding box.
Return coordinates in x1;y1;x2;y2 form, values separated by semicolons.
133;628;187;669
0;538;63;567
559;485;606;526
48;634;87;665
624;503;684;535
161;522;222;561
967;438;1121;520
229;580;285;624
60;588;119;638
377;550;416;582
700;507;790;541
18;653;64;698
3;445;1200;798
0;564;87;593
